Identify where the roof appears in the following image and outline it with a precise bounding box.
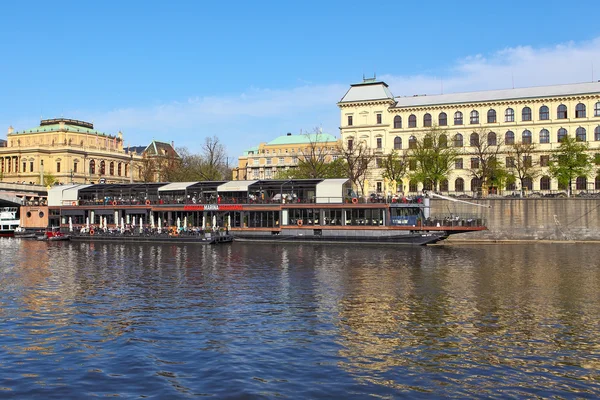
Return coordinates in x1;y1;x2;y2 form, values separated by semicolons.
158;182;197;192
339;81;395;103
144;140;180;158
267;132;337;146
393;81;600;108
243;145;259;155
13;123;111;136
218;180;258;192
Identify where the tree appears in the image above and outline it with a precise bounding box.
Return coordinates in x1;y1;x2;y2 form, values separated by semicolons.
548;136;591;197
42;172;57;187
380;150;408;191
409;126;457;191
468;129;506;195
507;142;539;197
198;136;229;181
336;138;376;196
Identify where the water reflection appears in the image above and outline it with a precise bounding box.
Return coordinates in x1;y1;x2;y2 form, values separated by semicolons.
0;239;599;398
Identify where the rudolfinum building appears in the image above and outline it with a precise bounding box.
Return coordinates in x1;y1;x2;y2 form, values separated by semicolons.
338;78;600;195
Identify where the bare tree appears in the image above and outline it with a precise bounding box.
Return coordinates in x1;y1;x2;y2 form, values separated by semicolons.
468;129;506;195
337;138;376;196
506;142;539;197
198;136;229;181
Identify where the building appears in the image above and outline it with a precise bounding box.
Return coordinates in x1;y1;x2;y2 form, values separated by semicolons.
138;140;180;182
233;131;339;180
338;78;600;194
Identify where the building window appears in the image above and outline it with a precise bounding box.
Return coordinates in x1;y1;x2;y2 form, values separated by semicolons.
522;107;532;121
394;115;402;129
292;157;298;164
376;137;382;149
347;115;353;126
539;129;550;144
266;158;272;165
409;159;417;171
505;131;515;145
454;133;463;147
22;161;26;172
540;176;551;190
505;108;515;122
576;127;586;142
487;132;497;146
253;159;259;166
576;176;587;190
409;180;418;192
595;126;600;141
56;161;60;173
100;161;105;175
506;157;515;168
470;157;480;169
30;161;34;172
557;104;568;119
455;158;463;169
408;136;417;149
595;102;600;117
279;157;284;164
487;109;497;123
109;162;114;175
470;133;479;146
455;178;464;192
393;136;402;150
376;113;382;124
575;103;586;118
117;163;120;176
522;130;532;144
440;179;449;192
540;155;550;167
439;112;447;126
558;128;567;142
539;106;550;120
423;113;432;127
454;111;463;125
470;110;479;124
523;155;532;167
408;114;417;128
347;139;353;150
89;159;95;174
439;134;448;148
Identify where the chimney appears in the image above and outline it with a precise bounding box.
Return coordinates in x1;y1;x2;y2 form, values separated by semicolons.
287;132;292;136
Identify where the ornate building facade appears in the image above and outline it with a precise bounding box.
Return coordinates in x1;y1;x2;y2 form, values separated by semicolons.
338;78;600;195
0;118;142;185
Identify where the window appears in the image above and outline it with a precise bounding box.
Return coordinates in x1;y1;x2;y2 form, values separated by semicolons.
523;177;533;191
471;178;482;192
89;159;95;174
409;159;417;171
376;137;382;149
116;163;120;176
455;158;463;169
409;180;418;192
455;178;464;192
596;126;600;141
522;130;532;144
595;154;600;165
279;157;284;164
576;176;587;191
487;109;497;123
522;107;532;121
506;157;515;168
109;162;114;175
55;161;60;173
440;179;449;192
557;128;567;142
347;115;353;126
454;111;463;125
595;102;600;117
557;104;568;119
439;112;447;126
266;158;272;165
487;132;497;146
393;115;402;129
454;133;463;147
540;176;551;190
576;127;586;142
470;110;479;124
540;155;550;167
408;114;417;128
539;106;550;120
22;161;26;172
575;103;586;118
376;113;382;124
100;161;105;175
30;161;33;172
470;133;479;146
471;157;480;169
347;139;353;150
292;157;298;164
523;156;532;167
439;134;448;148
253;159;259;166
423;113;432;127
539;129;550;144
408;136;417;149
505;108;515;122
505;131;515;145
394;136;402;149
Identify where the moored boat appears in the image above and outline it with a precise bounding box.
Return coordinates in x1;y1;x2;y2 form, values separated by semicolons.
0;208;20;237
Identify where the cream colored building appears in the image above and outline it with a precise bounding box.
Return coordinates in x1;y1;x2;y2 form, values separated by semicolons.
234;132;339;180
0;118;142;184
338;78;600;195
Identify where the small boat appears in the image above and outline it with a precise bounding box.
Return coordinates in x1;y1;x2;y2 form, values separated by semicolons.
0;207;20;237
38;227;71;241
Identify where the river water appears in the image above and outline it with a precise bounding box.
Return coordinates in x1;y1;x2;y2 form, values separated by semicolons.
0;238;599;398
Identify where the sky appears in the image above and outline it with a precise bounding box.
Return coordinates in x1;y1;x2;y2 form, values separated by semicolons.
1;0;600;159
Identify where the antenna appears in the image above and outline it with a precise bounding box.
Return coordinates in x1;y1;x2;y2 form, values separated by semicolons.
512;73;515;89
592;62;595;82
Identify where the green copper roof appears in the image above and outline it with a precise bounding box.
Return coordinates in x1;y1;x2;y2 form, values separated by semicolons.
15;123;110;136
243;146;259;155
267;133;337;146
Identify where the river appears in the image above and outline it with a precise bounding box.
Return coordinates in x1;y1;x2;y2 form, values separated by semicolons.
0;239;599;398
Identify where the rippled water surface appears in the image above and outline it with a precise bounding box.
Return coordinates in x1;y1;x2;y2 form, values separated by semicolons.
1;239;599;398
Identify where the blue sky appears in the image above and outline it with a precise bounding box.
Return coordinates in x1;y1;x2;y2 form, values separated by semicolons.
1;0;599;158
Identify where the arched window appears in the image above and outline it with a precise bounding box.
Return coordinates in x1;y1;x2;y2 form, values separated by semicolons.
109;162;114;175
595;102;600;117
470;178;482;192
454;133;463;147
539;129;550;143
576;176;588;191
118;163;122;176
439;112;447;126
454;111;463;125
522;130;532;144
557;104;568;119
470;110;479;124
89;159;95;174
408;114;417;128
539;105;550;120
408;136;417;149
125;164;129;177
440;179;449;192
505;108;515;122
596;175;600;190
557;128;567;142
505;131;515;145
487;132;497;146
393;115;402;129
100;161;106;175
409;180;418;192
455;178;464;192
487;109;497;123
595;126;600;141
522;107;532;121
439;134;448;148
575;103;586;118
540;176;551;191
423;180;433;191
393;136;402;150
522;177;533;191
470;133;479;146
576;127;586;142
423;113;432;127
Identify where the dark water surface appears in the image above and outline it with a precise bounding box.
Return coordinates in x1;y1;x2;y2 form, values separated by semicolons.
1;239;599;398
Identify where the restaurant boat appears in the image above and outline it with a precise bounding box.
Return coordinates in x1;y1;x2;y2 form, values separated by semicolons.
46;179;487;246
0;207;20;237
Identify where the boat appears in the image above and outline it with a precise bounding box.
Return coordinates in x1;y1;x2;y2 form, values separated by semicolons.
0;207;20;237
37;227;71;241
46;179;487;246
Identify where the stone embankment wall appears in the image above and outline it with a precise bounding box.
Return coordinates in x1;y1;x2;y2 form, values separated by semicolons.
430;198;600;242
